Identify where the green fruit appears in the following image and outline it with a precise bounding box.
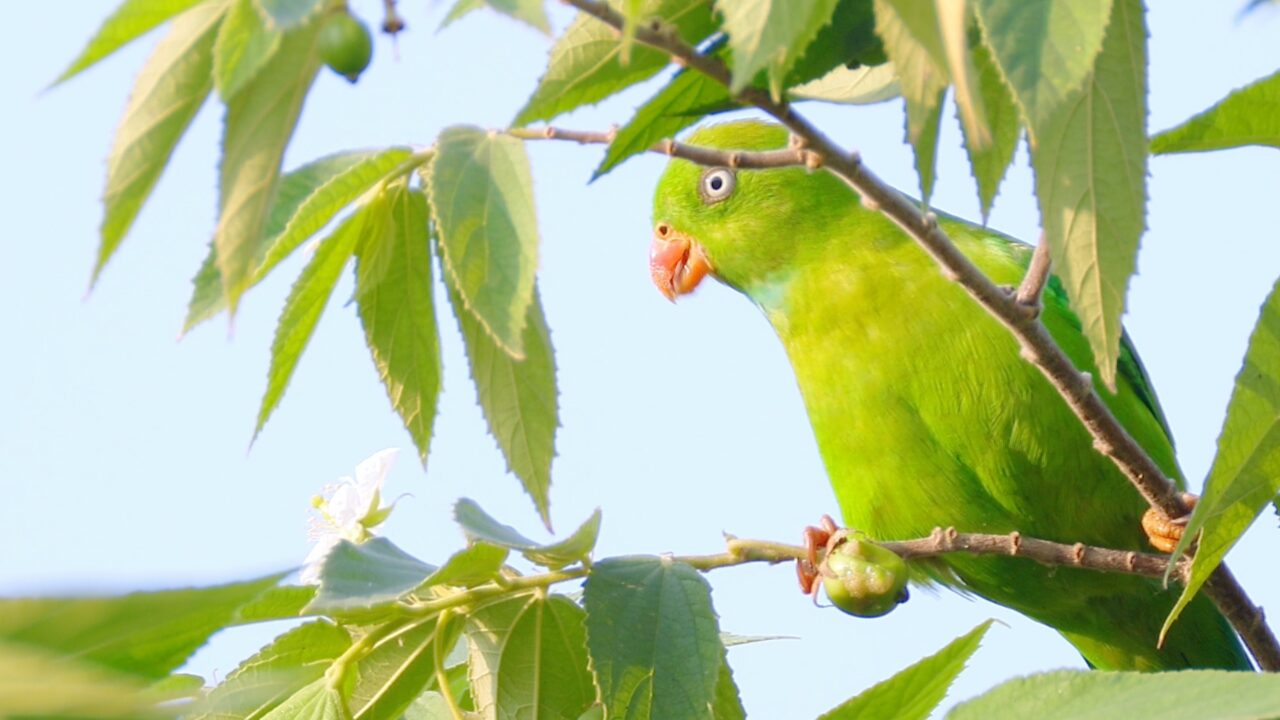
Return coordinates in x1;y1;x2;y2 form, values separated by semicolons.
821;537;909;618
319;12;373;83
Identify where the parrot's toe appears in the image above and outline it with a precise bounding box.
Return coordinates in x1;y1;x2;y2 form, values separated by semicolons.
1141;493;1198;553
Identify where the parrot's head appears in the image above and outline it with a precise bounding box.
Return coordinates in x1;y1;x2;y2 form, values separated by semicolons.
649;119;853;303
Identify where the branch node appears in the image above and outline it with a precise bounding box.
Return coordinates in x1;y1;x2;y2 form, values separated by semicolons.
542;126;557;139
922;211;939;232
727;151;742;169
1072;543;1087;565
859;193;881;211
661;138;677;156
1092;437;1115;456
803;150;824;171
1007;531;1022;555
1125;551;1138;572
789;132;808;150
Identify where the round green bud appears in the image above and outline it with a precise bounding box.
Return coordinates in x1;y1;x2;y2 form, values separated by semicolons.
319;12;373;83
821;537;909;618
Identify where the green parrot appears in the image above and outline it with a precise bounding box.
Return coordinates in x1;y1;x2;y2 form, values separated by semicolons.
649;120;1249;671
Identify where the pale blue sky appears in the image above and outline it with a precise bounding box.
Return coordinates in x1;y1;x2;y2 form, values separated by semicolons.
2;2;1278;716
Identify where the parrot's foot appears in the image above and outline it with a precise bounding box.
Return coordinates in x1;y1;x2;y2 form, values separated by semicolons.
796;514;844;599
1142;493;1198;553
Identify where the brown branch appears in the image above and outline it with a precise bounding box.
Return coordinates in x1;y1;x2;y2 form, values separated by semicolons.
555;0;1279;671
680;528;1189;584
1015;236;1052;311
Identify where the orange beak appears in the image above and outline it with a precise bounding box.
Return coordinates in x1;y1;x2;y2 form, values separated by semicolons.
650;222;711;302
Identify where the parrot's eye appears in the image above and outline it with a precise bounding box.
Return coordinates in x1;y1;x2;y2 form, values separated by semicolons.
699;167;736;204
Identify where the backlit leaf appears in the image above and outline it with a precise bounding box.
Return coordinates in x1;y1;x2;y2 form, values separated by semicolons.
1151;70;1280;154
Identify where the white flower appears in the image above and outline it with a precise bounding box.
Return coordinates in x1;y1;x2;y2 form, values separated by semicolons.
301;448;400;585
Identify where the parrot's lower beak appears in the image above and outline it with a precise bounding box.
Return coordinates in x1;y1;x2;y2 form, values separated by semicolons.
650;222;710;302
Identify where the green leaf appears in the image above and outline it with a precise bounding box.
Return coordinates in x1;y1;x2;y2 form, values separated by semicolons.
419;543;510;590
191;621;351;720
1028;0;1145;390
947;669;1280;720
214;0;283;99
478;0;552;33
583;557;723;720
716;0;840;97
0;573;284;680
789;63;900;105
513;0;717;126
54;0;209;85
440;0;486;28
255;0;326;29
711;659;746;720
453;499;602;569
873;0;948;203
594;66;731;179
1151;70;1280;154
93;2;222;286
429;126;539;358
349;616;460;720
820;620;991;720
0;640;160;719
230;584;318;623
216;16;322;315
522;508;602;570
355;184;443;464
973;0;1113;140
466;593;596;720
255;201;365;439
936;1;989;151
306;538;437;614
1162;277;1280;636
959;36;1021;222
183;147;415;333
260;677;347;720
445;267;559;525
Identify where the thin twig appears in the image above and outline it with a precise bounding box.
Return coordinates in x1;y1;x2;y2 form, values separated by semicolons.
554;0;1280;670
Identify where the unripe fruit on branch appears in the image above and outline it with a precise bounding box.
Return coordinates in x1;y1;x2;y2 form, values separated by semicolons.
319;12;373;83
821;536;909;618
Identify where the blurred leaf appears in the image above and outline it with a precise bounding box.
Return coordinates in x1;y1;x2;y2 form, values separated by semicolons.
820;620;991;719
445;277;559;526
594;65;731;179
230;585;317;623
54;0;208;85
959;37;1020;222
355;184;442;464
716;0;840;97
936;1;989;151
1151;70;1280;154
947;669;1280;720
93;2;222;286
873;0;948;203
453;499;602;569
429;126;539;358
184;147;415;333
782;0;886;85
306;538;437;614
1163;277;1280;636
441;0;486;28
254;202;365;439
0;640;161;718
513;0;716;126
1029;0;1145;390
214;0;282;99
191;621;351;720
254;0;326;29
466;593;596;720
350;616;459;720
260;677;346;720
790;63;900;105
146;673;206;704
583;557;723;720
404;692;453;720
216;17;321;315
973;0;1112;139
0;573;284;680
479;0;551;33
420;543;510;590
719;632;795;647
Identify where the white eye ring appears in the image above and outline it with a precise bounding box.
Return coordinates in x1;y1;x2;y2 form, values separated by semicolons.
699;167;736;204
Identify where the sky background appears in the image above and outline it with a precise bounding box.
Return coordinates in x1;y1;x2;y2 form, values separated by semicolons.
2;2;1279;716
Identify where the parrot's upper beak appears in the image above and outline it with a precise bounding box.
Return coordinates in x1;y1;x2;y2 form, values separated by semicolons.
650;222;711;302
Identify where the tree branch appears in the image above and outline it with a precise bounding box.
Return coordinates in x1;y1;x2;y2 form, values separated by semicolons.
549;0;1280;671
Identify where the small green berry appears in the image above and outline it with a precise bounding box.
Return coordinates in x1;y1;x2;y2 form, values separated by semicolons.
821;537;909;618
319;12;373;83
